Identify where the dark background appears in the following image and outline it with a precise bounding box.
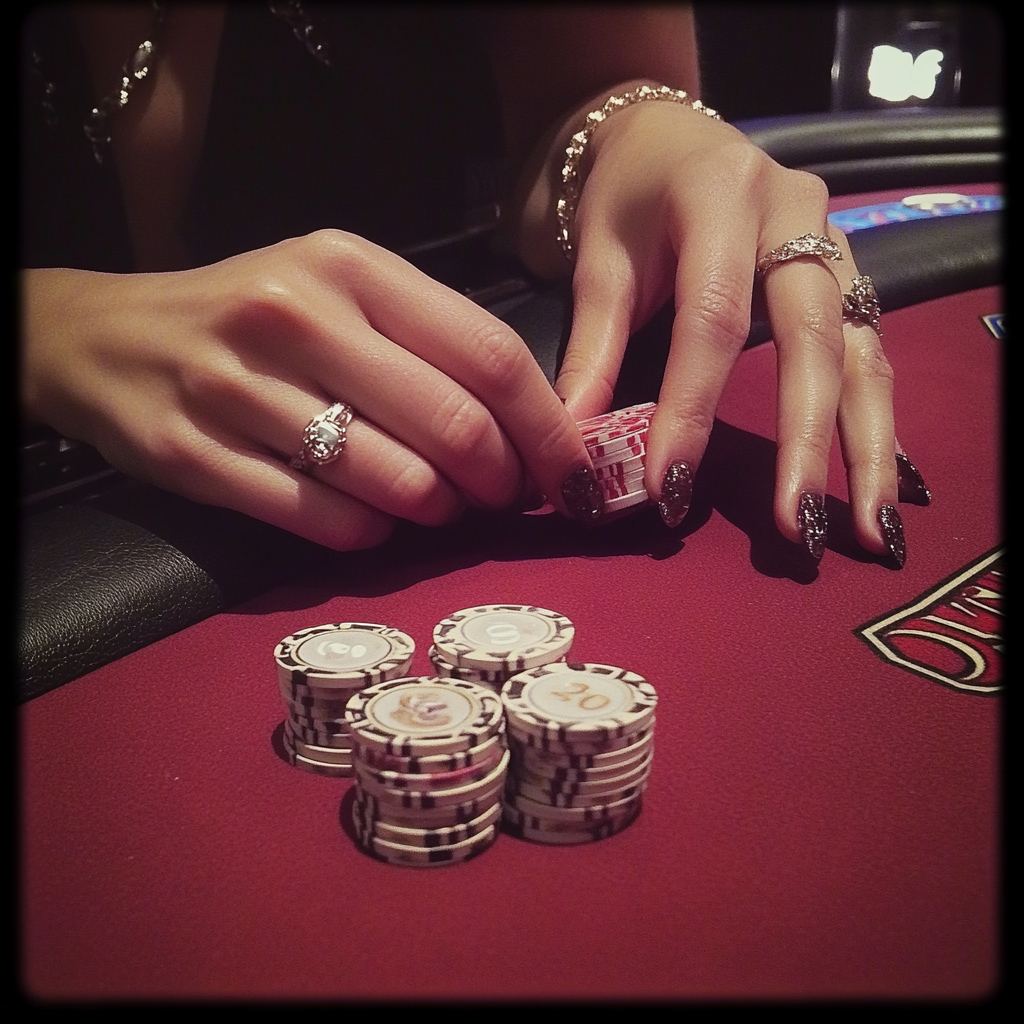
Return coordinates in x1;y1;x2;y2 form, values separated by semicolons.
694;3;1004;120
21;4;1005;273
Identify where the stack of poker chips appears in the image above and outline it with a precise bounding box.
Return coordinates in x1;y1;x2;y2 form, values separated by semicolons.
274;622;415;777
429;604;575;693
501;663;657;844
345;676;510;866
577;401;657;517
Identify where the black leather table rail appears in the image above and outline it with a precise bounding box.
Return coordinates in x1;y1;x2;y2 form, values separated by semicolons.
735;107;1003;192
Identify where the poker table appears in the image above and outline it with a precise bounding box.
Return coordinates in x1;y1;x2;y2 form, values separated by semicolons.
20;158;1002;996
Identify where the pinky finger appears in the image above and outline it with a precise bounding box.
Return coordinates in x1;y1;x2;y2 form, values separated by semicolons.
169;435;397;551
835;320;904;566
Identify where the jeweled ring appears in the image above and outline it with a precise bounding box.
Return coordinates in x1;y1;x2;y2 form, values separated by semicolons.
289;402;353;471
756;232;843;275
842;275;882;335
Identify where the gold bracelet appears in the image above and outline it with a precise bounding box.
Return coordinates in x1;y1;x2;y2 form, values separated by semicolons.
556;84;722;262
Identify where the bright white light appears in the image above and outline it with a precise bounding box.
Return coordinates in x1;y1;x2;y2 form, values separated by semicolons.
901;192;974;212
867;45;944;102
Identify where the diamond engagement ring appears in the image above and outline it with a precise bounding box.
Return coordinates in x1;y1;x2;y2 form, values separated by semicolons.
289;402;353;471
842;275;882;335
756;233;843;275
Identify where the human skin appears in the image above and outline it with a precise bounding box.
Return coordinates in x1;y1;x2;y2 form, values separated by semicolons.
21;4;900;561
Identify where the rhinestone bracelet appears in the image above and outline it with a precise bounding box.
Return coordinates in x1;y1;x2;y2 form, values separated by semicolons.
556;83;722;262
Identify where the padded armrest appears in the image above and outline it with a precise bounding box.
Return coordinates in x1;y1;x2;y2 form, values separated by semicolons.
19;505;225;701
847;210;1001;309
735;107;1003;193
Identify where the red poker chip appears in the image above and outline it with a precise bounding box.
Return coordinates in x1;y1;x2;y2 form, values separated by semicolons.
598;462;647;482
592;454;645;480
591;446;647;473
582;422;651;448
602;490;651;512
577;402;657;445
582;416;651;443
599;479;647;502
586;430;650;460
598;468;647;492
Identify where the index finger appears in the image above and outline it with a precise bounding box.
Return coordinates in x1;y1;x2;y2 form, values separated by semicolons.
642;206;759;525
340;243;604;522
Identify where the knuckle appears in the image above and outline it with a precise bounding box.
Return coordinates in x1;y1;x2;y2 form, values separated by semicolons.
558;358;617;416
145;418;206;492
660;404;716;449
690;139;799;207
799;310;846;371
241;271;298;314
846;340;895;389
179;350;245;406
572;248;634;302
462;318;530;391
389;463;456;524
226;274;309;339
784;426;833;468
849;442;894;477
688;275;751;350
782;168;831;213
389;461;438;509
431;388;495;459
698;139;766;192
298;228;398;295
527;416;579;470
301;227;362;270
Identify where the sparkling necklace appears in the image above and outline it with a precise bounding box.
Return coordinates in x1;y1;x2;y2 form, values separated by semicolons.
33;2;331;165
83;2;166;164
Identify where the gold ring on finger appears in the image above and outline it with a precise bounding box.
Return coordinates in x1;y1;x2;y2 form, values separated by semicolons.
756;232;843;275
841;275;882;336
289;402;354;472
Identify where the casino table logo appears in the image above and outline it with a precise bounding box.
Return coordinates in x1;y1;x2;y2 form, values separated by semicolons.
855;546;1003;695
981;313;1004;339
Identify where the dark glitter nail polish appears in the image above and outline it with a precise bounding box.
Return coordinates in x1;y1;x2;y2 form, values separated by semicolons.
658;461;693;528
878;504;906;568
797;492;827;563
896;452;932;506
561;465;604;522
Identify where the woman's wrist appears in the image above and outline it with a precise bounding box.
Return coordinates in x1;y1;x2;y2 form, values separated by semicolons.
507;79;650;279
556;83;720;263
21;268;74;429
20;267;120;436
509;78;717;279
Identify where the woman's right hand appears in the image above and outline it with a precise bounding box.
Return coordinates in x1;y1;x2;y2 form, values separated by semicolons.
21;230;601;549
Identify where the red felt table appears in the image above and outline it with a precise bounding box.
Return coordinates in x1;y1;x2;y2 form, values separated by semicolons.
20;192;1002;1000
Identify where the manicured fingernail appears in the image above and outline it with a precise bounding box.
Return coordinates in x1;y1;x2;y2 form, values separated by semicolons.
657;461;693;528
878;504;906;568
797;492;827;563
896;452;932;506
561;465;604;522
